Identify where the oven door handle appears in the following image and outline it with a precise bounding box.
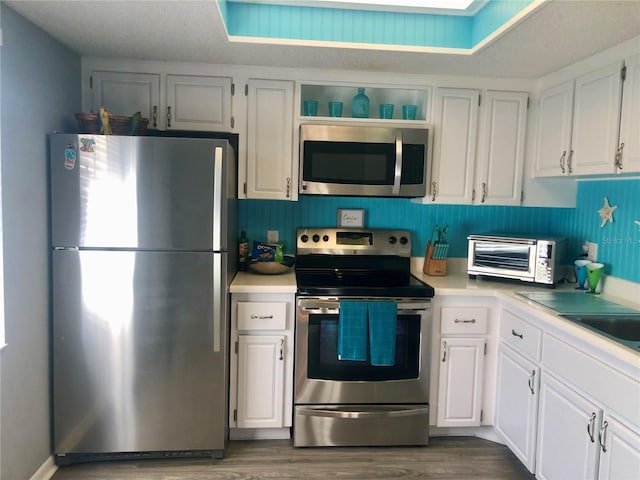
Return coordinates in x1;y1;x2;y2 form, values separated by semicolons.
298;298;431;313
296;406;429;419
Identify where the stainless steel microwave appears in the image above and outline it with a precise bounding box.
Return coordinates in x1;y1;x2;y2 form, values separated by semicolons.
299;123;430;198
467;233;568;286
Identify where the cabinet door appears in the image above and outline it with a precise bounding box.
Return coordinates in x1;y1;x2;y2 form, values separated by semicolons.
166;75;232;131
91;71;161;129
534;80;574;177
429;88;479;204
236;335;285;429
246;79;294;200
571;61;624;175
437;337;485;427
618;54;640;173
536;373;601;480
476;91;528;206
495;346;540;473
598;415;640;480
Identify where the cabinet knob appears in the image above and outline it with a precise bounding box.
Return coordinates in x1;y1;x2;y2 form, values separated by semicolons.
152;105;158;128
481;182;487;203
528;370;536;395
279;338;284;361
286;177;291;198
167;106;172;128
431;181;437;202
454;318;476;324
567;150;574;174
250;314;274;320
441;341;447;362
511;329;523;339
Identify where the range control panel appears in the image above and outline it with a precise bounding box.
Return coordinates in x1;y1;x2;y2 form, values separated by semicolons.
296;228;412;257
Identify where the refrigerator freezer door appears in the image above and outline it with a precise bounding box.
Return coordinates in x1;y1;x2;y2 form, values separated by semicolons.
49;134;230;251
52;249;228;456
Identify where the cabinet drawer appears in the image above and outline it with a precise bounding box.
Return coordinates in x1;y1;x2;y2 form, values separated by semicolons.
237;302;287;330
500;310;542;361
441;307;488;334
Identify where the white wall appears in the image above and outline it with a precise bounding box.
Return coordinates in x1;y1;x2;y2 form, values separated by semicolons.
0;5;80;479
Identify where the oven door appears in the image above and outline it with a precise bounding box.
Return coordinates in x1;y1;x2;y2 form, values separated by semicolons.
295;297;431;405
467;237;537;281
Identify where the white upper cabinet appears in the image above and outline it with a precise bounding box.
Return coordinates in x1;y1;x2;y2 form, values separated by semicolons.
618;54;640;173
535;61;626;177
88;69;233;131
429;88;479;204
534;80;574;177
165;75;232;131
475;91;528;205
429;88;527;205
571;61;624;175
90;71;161;128
245;79;295;200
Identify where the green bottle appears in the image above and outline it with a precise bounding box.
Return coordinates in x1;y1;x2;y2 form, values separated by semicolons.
352;87;369;118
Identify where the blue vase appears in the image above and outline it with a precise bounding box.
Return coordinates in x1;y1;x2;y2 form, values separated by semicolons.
351;88;369;118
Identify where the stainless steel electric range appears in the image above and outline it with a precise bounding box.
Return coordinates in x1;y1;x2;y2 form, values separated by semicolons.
293;228;435;447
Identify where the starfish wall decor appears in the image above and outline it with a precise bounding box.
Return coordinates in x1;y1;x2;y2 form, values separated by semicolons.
598;197;618;228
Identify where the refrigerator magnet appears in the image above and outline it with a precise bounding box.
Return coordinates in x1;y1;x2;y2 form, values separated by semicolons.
64;144;77;170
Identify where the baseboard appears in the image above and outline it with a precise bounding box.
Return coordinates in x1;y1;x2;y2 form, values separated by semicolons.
29;456;57;480
229;428;291;440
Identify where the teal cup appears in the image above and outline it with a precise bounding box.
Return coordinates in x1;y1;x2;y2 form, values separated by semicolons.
379;104;394;119
574;259;591;289
303;100;318;116
402;104;417;120
328;101;343;117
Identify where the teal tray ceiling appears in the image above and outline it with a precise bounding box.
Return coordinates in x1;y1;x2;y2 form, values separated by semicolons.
219;0;537;51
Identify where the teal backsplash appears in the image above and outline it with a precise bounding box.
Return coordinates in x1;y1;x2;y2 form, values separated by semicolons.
239;179;640;283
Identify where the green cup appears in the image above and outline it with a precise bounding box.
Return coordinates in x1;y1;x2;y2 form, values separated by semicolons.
585;262;604;294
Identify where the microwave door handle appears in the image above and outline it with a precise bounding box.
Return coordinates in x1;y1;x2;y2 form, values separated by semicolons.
392;130;403;195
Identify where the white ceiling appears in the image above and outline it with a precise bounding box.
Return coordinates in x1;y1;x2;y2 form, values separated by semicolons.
5;0;640;79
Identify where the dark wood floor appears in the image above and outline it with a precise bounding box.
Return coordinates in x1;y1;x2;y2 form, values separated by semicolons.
51;437;534;480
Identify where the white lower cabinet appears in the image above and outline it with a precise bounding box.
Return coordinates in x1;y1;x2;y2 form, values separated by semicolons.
236;334;285;428
598;415;640;480
537;372;602;480
437;337;485;427
229;293;294;438
495;344;540;473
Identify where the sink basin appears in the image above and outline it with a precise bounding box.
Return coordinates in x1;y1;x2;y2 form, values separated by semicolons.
560;314;640;348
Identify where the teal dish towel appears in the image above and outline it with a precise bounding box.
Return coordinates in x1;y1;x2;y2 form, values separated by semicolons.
337;300;368;361
368;301;397;366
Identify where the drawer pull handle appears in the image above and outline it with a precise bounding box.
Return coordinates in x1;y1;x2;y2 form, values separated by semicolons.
599;420;609;452
587;412;597;443
454;318;476;324
441;341;447;362
279;338;284;361
528;370;536;395
512;329;523;339
250;315;274;320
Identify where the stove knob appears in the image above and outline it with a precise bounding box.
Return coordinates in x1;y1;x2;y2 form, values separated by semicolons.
312;234;320;243
400;236;409;245
300;234;309;243
323;235;329;242
388;236;397;244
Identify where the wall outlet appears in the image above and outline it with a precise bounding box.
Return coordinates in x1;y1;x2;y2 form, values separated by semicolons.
586;242;598;262
267;230;279;243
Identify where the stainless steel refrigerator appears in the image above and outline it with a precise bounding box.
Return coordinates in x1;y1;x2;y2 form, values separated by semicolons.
49;133;236;464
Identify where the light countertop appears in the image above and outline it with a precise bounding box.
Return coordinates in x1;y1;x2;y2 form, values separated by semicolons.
230;270;297;293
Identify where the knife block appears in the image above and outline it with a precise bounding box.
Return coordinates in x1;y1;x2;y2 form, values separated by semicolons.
423;241;447;276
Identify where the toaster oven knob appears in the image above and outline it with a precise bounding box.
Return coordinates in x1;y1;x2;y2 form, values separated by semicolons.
388;236;397;244
312;234;320;243
300;234;309;243
323;235;329;242
399;236;409;245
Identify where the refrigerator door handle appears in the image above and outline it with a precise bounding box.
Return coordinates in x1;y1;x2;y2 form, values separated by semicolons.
213;254;226;352
213;146;223;251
